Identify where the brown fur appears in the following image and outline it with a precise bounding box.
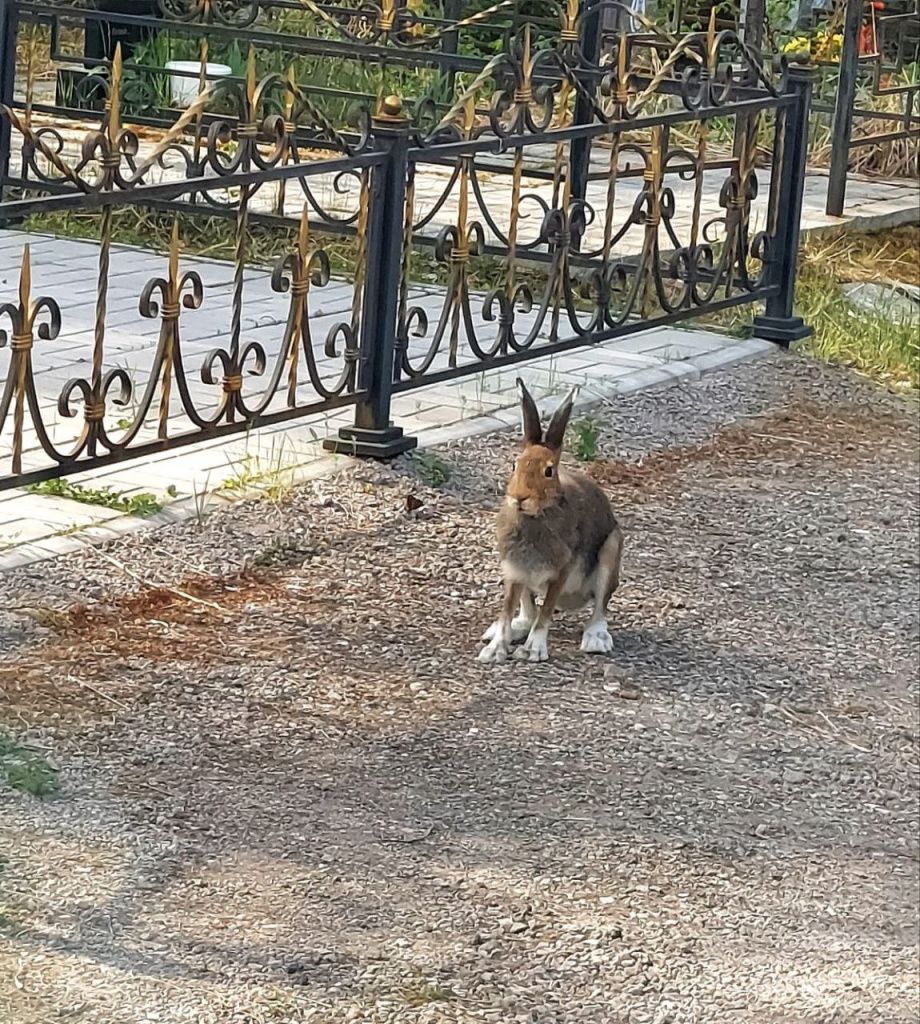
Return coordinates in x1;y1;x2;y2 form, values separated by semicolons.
496;383;619;595
480;380;623;662
497;464;618;599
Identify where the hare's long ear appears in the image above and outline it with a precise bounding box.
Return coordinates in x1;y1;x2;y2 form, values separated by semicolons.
544;387;576;451
517;378;542;445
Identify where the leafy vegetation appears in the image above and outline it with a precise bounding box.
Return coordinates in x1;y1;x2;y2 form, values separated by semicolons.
28;478;164;517
570;417;600;462
795;229;919;389
705;228;919;390
412;450;452;487
0;731;59;798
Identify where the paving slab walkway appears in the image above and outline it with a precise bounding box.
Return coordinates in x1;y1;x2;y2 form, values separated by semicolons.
0;147;916;571
0;223;775;571
10;119;920;252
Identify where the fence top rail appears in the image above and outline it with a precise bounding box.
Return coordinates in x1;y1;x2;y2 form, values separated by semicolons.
16;0;535;76
0;145;385;217
408;91;796;162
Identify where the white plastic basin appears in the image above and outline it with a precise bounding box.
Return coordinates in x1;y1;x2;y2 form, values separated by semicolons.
165;60;231;107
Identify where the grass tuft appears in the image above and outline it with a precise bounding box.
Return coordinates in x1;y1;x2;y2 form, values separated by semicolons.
796;228;919;390
705;228;919;390
0;731;59;798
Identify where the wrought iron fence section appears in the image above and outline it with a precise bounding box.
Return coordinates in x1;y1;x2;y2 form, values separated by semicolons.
0;8;813;486
661;0;919;213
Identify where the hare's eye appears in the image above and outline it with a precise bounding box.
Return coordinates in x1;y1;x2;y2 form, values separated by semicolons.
544;466;554;478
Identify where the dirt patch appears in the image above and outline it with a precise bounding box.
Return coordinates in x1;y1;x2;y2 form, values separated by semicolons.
587;397;914;494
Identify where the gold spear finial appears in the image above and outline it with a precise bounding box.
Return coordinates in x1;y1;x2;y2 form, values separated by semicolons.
108;43;123;147
246;46;257;108
617;30;629;104
18;245;32;318
297;203;310;260
707;7;717;69
168;218;180;291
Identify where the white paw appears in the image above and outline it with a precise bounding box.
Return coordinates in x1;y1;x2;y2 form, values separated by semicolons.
481;621;500;643
580;623;614;655
483;618;532;644
478;637;509;664
510;615;535;643
514;630;549;663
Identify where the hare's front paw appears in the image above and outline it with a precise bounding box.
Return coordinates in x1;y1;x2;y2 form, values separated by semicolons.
581;621;614;655
514;628;549;663
482;617;532;644
479;635;510;664
510;614;535;642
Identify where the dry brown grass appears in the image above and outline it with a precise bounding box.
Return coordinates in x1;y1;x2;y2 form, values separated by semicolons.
801;226;920;288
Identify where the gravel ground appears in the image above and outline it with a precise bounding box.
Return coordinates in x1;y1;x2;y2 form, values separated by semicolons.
1;352;918;1024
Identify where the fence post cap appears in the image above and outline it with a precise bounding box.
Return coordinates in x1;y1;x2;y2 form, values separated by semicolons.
375;95;407;123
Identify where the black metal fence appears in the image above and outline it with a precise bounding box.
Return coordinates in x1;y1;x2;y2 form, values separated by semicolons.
0;1;812;490
820;0;919;214
664;0;919;214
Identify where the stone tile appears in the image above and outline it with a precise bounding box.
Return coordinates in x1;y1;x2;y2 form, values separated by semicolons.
0;160;913;571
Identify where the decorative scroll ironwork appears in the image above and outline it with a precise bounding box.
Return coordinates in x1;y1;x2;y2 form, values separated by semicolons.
666;0;919;211
0;6;812;484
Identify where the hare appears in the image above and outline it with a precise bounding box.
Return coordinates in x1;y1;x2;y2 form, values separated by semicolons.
479;380;623;664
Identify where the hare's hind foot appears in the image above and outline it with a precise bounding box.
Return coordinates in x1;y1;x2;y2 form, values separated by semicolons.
581;621;614;654
580;528;623;656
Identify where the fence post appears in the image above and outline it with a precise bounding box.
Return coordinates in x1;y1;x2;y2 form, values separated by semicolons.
825;0;861;216
0;0;19;204
324;95;417;459
568;0;601;251
751;61;815;346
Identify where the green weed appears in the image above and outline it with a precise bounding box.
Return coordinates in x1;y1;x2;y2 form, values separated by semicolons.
570;417;600;462
412;450;452;487
28;478;162;517
0;731;59;798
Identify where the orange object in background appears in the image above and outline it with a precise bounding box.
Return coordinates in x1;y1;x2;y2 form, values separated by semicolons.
859;1;884;55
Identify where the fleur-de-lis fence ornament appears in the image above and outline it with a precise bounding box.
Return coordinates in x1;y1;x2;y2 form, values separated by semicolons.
267;205;356;408
0;247;62;475
3;44;211;194
137;221;205;439
489;25;559;137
